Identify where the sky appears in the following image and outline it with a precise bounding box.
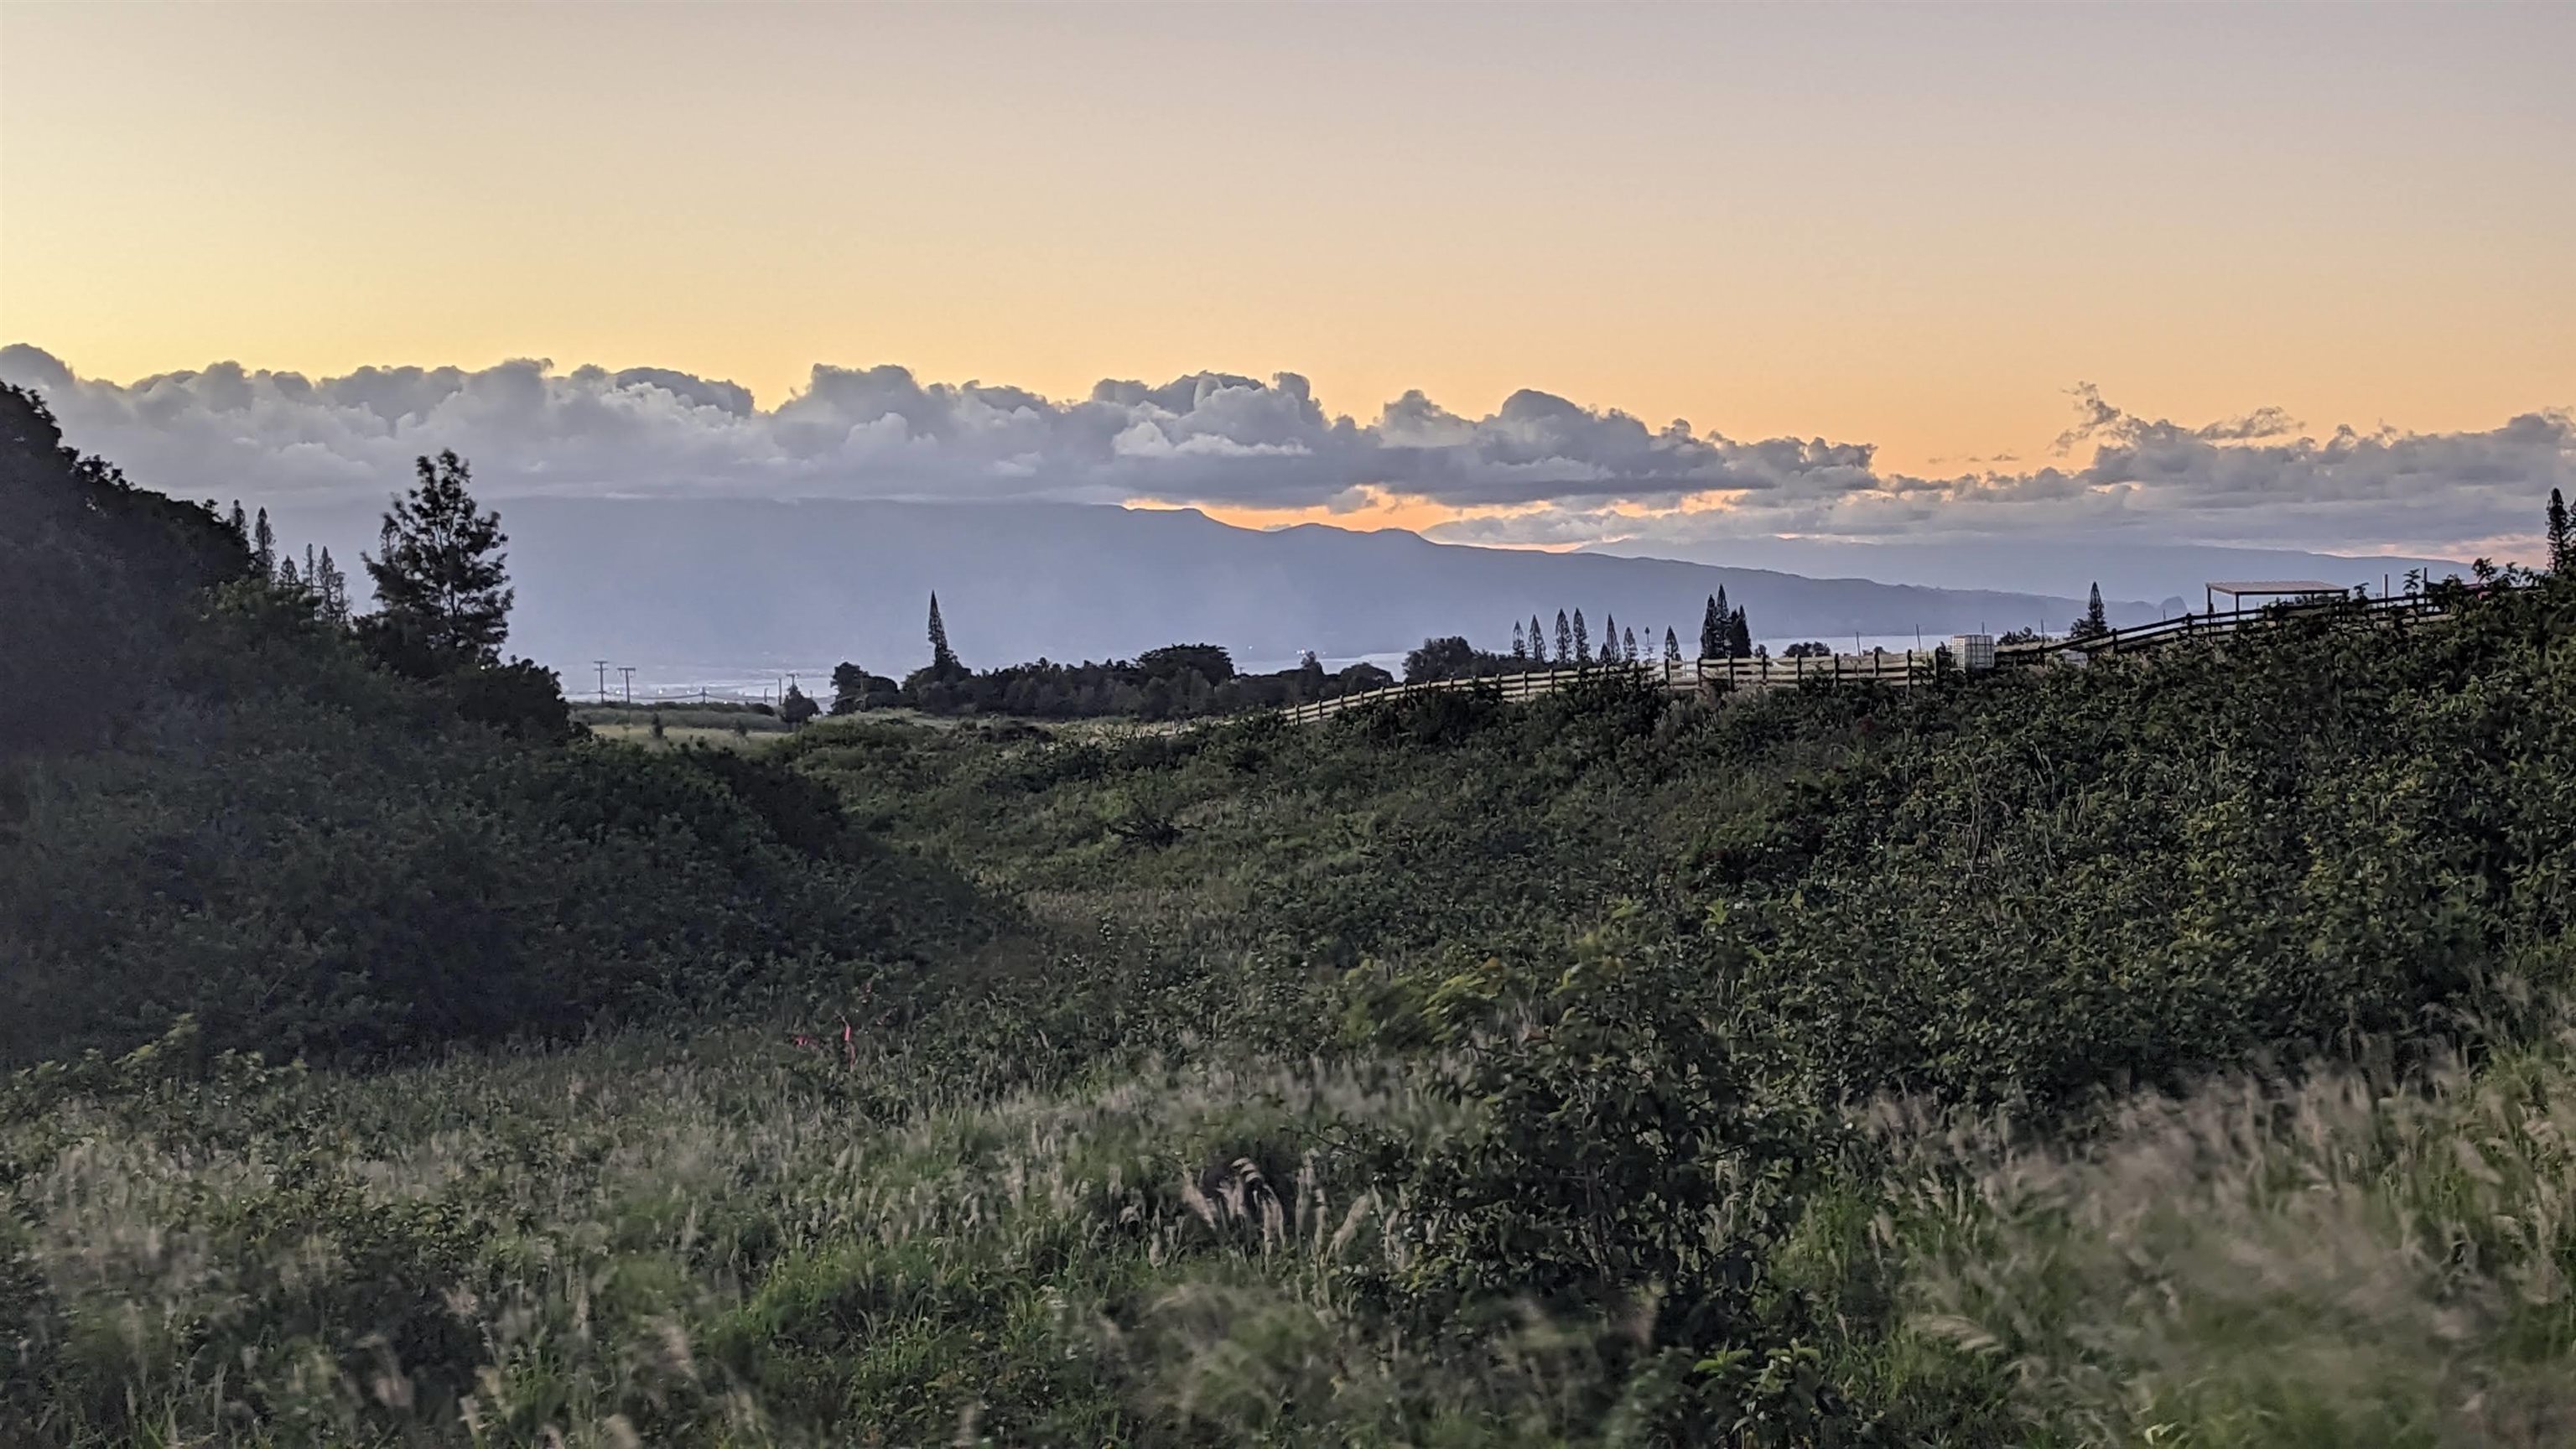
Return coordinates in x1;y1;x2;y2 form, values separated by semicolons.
3;2;2571;558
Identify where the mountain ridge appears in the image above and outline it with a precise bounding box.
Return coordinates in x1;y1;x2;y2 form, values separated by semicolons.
260;496;2166;683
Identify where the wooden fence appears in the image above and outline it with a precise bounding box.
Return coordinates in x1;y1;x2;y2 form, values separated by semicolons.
1275;587;2479;728
1277;650;1943;725
1997;589;2452;666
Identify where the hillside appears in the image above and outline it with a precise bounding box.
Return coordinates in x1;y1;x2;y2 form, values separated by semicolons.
6;399;2576;1446
0;387;1000;1065
259;496;2153;684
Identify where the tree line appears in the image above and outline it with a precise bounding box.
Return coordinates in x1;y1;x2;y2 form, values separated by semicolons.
807;596;1399;724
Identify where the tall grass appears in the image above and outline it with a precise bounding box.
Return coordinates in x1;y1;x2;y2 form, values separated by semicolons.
13;1000;2576;1445
1885;1009;2576;1447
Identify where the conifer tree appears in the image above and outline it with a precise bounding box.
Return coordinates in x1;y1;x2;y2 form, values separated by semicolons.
1623;626;1638;662
228;501;248;546
1511;621;1527;659
1701;592;1725;659
1573;609;1591;664
927;592;962;679
2551;488;2572;574
1531;614;1547;664
1601;611;1618;661
252;507;276;575
1728;606;1752;658
2070;582;2111;641
1664;626;1680;664
276;555;301;589
1555;610;1573;663
361;449;512;672
315;547;349;624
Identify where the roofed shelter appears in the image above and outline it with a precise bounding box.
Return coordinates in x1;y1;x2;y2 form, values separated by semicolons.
2205;579;2344;615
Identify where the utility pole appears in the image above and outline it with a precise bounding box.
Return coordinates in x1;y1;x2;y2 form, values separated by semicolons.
619;666;636;705
595;660;609;704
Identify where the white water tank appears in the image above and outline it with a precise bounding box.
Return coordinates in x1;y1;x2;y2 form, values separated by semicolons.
1949;634;1997;672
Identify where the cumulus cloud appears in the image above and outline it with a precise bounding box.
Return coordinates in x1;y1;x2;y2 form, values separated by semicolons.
3;345;2567;554
1432;392;2574;555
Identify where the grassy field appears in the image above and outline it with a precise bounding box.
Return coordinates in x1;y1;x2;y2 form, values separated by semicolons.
13;458;2576;1446
13;997;2572;1446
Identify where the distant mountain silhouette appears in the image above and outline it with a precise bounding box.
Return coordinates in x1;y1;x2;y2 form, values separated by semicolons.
264;497;2159;684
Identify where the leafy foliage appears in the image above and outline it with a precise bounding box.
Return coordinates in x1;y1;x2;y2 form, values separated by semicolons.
359;449;513;673
0;397;1000;1067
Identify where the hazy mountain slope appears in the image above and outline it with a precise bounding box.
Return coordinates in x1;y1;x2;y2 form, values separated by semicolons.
264;497;2145;681
1585;536;2468;608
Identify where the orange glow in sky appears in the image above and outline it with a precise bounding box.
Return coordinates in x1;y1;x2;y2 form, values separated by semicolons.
4;3;2568;512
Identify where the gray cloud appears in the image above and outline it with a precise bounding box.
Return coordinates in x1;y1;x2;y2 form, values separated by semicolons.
3;345;2566;554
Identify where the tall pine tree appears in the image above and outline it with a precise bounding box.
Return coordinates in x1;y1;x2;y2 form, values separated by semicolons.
1555;610;1573;663
1511;620;1528;659
314;547;349;624
1701;592;1725;659
1622;626;1638;662
361;449;512;673
2550;488;2572;574
1530;614;1547;664
1664;626;1680;664
1572;609;1591;663
927;592;962;679
1728;606;1752;658
252;507;276;575
2070;582;2111;641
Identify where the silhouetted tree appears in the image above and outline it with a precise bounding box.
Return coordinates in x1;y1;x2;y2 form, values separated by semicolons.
1728;606;1752;658
1298;649;1327;700
1530;614;1547;664
314;546;349;624
2551;488;2572;574
927;592;962;678
361;449;512;673
829;662;870;715
1602;612;1618;663
227;501;248;547
252;507;275;575
1405;636;1482;683
2070;583;2111;641
1622;626;1638;662
1701;592;1725;659
1511;621;1527;659
1664;626;1680;664
779;683;818;728
1555;610;1573;664
1573;609;1591;664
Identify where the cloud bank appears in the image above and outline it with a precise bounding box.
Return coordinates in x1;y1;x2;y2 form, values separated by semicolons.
4;345;2567;555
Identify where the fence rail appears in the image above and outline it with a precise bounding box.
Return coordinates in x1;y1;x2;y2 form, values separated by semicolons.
1274;587;2480;728
1277;650;1943;725
1997;589;2454;666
